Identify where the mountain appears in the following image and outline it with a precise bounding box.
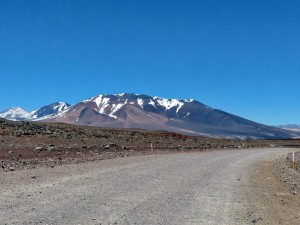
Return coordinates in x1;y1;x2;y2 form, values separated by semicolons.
0;107;29;121
1;94;298;139
278;124;300;132
26;102;70;119
0;102;70;121
37;93;298;139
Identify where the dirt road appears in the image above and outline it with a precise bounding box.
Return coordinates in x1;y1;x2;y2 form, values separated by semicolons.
1;148;299;225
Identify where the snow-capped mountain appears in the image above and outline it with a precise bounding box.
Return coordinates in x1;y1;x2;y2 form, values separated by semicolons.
82;94;200;120
1;94;298;139
0;107;29;121
0;102;70;121
27;102;70;119
38;93;298;139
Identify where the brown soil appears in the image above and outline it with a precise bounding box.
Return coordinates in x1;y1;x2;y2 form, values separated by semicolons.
243;154;300;225
1;118;300;172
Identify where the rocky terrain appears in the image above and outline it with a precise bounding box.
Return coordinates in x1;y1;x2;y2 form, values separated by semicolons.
1;117;300;224
238;150;300;225
276;151;300;194
1;118;300;172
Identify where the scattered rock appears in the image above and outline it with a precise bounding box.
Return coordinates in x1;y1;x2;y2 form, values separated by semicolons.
35;146;44;151
1;117;300;173
104;145;110;149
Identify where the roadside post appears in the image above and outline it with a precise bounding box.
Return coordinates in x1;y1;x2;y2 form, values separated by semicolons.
292;151;295;169
151;142;153;151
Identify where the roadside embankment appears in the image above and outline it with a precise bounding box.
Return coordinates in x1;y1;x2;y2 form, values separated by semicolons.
275;150;300;195
239;149;300;225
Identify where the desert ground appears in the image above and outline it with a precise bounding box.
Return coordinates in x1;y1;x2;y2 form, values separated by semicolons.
1;118;300;224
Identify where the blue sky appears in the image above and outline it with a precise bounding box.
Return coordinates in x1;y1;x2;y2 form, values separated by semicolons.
0;0;299;125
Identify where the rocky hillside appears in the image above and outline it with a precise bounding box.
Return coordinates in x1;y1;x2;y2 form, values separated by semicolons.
2;118;296;172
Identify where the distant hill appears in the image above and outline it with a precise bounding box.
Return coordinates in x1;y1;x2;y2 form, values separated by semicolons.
0;107;29;120
0;102;69;121
277;124;300;132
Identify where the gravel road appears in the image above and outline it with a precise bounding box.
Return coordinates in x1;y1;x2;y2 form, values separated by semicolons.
0;148;294;225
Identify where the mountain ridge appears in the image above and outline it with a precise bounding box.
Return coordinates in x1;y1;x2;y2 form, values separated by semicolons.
0;93;298;139
0;102;70;121
0;107;29;120
277;124;300;132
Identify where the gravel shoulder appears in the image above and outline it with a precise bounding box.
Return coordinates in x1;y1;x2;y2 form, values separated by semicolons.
1;148;299;225
235;148;300;225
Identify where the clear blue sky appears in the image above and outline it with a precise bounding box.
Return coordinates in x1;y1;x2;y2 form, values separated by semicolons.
1;0;299;125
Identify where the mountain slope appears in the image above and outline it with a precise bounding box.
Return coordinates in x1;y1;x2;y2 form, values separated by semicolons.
1;94;297;139
0;102;70;121
0;107;29;121
38;93;297;139
27;102;70;119
278;124;300;132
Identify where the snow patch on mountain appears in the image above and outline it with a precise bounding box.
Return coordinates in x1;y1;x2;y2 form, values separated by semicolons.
137;99;144;108
76;94;200;119
53;102;69;112
154;97;184;113
89;95;111;115
97;96;110;108
184;99;194;103
115;93;125;97
26;109;39;119
149;99;156;108
0;107;29;120
277;124;300;131
110;101;127;118
26;102;70;119
85;95;128;119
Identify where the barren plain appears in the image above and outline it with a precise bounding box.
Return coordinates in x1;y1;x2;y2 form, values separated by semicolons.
1;119;300;224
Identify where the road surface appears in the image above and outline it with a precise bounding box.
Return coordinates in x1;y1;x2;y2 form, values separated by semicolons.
0;148;295;224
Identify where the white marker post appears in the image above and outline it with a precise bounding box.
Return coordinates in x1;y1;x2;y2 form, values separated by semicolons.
151;142;153;151
292;151;295;169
